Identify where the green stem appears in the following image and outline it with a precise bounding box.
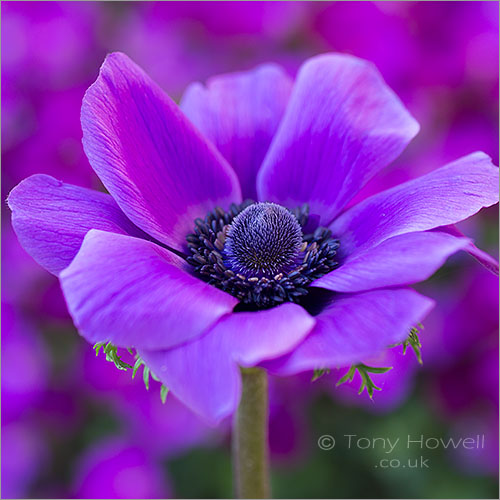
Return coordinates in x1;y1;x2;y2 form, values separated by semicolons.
233;367;271;498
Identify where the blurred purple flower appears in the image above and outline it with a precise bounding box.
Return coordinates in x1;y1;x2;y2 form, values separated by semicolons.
315;2;499;93
1;302;50;498
1;1;100;90
431;341;499;476
1;1;103;158
2;87;99;195
8;51;498;424
422;265;499;367
146;1;309;38
1;302;49;422
71;437;172;499
109;2;313;97
1;421;49;499
421;266;499;476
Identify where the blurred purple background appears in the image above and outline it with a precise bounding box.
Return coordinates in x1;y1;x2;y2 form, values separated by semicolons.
2;2;498;498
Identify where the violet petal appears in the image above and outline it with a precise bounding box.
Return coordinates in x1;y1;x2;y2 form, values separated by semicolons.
59;230;238;350
81;52;242;251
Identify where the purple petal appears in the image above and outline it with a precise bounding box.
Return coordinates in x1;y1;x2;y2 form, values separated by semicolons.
211;303;316;366
437;225;499;275
59;230;238;350
313;231;470;292
331;152;499;258
464;243;500;276
263;289;434;375
138;304;314;423
138;333;241;426
181;64;293;200
81;52;242;251
139;304;315;424
8;174;144;275
257;53;419;223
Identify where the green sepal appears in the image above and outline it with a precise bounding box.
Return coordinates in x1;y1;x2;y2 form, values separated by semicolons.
95;342;105;356
336;365;356;386
160;384;169;404
389;324;424;364
311;368;330;382
93;343;169;403
143;365;151;390
336;363;393;398
403;327;423;365
93;342;133;371
132;358;144;379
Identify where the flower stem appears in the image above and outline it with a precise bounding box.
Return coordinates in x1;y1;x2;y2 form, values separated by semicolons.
233;367;271;498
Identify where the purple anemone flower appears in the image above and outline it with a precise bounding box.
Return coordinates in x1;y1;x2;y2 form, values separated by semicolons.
8;52;498;424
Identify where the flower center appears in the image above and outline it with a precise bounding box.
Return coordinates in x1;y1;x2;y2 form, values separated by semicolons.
224;203;303;278
186;201;340;309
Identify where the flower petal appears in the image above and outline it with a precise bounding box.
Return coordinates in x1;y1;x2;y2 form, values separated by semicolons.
263;289;434;375
464;242;500;276
313;231;470;293
257;53;419;223
59;230;238;350
137;303;315;424
331;152;499;258
437;225;499;276
81;52;242;251
181;64;293;200
138;334;241;426
8;174;144;275
212;303;316;366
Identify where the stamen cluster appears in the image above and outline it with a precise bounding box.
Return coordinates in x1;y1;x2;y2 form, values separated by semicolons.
224;203;304;278
186;201;340;309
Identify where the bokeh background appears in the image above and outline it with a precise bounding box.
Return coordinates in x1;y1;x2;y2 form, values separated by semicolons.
1;2;499;498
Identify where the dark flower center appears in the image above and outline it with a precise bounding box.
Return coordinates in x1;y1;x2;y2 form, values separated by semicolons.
186;201;340;309
224;202;304;278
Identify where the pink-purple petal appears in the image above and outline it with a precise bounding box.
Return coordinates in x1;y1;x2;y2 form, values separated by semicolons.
313;231;470;293
257;53;419;223
8;174;144;275
210;303;316;367
436;225;499;275
59;230;238;350
264;289;435;375
81;52;242;251
181;64;293;200
464;242;500;276
138;304;314;423
138;333;241;426
331;152;499;258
